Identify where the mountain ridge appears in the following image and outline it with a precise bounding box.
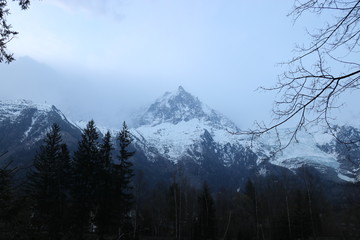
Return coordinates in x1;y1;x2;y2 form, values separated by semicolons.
1;88;360;185
0;99;81;167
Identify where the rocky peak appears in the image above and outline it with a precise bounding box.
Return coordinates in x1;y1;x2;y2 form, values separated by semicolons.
136;86;238;130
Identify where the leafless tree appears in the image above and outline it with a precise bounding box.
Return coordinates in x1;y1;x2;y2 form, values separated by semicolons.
0;0;30;63
238;0;360;150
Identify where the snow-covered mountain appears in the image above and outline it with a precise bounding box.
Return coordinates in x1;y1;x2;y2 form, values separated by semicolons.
1;88;360;186
135;86;238;130
130;86;360;184
132;86;245;164
0;99;81;167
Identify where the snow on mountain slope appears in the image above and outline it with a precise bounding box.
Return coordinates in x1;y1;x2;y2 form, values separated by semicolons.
135;86;238;130
131;86;359;182
0;99;53;123
244;126;360;181
132;86;246;164
0;99;80;146
256;129;338;169
133;118;245;163
75;120;119;137
0;99;82;167
2;92;359;183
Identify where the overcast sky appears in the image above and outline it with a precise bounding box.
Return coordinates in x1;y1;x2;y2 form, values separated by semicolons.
1;0;358;129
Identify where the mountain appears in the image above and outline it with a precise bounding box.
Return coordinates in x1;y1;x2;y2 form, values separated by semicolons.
135;86;238;130
0;99;81;168
133;86;241;162
130;87;283;188
130;86;360;187
1;88;360;189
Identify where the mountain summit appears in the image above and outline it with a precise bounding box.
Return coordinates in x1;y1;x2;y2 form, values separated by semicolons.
136;86;237;130
131;87;248;167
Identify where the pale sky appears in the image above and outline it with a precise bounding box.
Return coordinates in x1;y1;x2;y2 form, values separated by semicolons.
1;0;358;129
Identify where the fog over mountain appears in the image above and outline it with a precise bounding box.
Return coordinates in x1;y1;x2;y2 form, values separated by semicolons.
2;57;360;133
3;0;360;130
0;57;277;129
2;87;360;186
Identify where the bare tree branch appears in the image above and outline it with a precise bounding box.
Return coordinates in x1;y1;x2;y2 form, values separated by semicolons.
0;0;31;63
237;0;360;152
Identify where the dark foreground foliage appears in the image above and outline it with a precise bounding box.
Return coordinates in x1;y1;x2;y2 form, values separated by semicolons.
1;121;360;240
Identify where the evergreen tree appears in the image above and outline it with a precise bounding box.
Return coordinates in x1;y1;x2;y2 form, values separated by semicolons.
94;131;114;239
71;120;100;239
28;123;71;240
113;121;135;239
57;143;72;236
118;122;135;195
99;131;113;171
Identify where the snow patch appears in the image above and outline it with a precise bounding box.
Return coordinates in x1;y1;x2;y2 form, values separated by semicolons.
338;173;356;183
0;99;53;123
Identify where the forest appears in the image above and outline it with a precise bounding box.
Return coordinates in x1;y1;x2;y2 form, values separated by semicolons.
0;120;360;240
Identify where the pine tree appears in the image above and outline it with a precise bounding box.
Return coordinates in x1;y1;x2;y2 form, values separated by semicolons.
113;121;135;239
118;122;135;194
57;143;72;236
28;123;71;240
71;120;100;238
99;131;113;171
94;131;114;239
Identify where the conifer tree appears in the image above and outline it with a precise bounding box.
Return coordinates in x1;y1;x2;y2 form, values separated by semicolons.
28;123;71;239
94;131;114;239
99;131;113;171
113;121;135;239
118;122;135;195
71;120;100;238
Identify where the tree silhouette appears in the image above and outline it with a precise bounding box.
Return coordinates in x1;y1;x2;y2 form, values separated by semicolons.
28;123;71;239
71;120;100;239
94;131;114;239
238;0;360;149
113;121;135;239
194;182;216;240
0;0;31;63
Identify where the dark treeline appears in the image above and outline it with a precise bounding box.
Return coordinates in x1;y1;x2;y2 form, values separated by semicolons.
133;171;360;240
0;120;135;240
1;121;360;240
